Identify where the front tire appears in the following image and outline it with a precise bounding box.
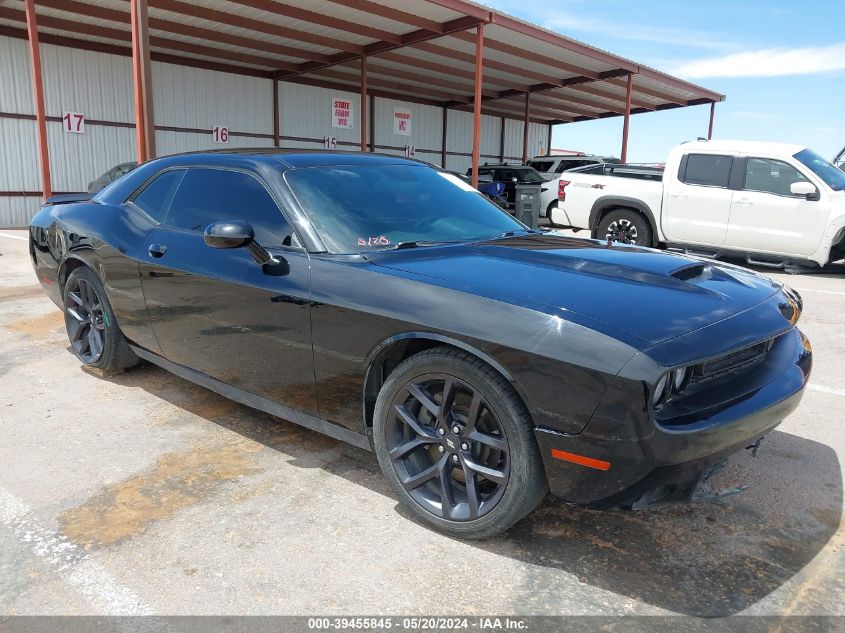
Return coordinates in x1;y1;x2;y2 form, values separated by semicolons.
63;266;138;371
373;347;547;539
597;208;653;246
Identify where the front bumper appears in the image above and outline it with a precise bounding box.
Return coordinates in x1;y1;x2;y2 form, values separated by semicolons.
535;326;811;508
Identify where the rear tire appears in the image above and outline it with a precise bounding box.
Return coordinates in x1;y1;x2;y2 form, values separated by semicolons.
62;266;138;371
373;347;547;539
597;208;653;246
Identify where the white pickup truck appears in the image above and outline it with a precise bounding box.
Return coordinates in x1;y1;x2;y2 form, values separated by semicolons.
551;140;845;268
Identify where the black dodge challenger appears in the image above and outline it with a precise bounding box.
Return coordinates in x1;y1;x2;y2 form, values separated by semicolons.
29;150;812;539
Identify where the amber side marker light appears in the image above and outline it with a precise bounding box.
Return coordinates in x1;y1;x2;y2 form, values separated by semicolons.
551;449;611;471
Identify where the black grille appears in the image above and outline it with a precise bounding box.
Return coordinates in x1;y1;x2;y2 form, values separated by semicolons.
696;340;771;379
670;263;706;281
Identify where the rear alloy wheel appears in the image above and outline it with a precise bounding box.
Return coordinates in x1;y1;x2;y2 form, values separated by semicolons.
598;209;653;246
373;347;547;539
63;267;138;371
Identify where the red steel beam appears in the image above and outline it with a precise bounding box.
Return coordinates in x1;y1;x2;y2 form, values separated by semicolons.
607;76;686;106
37;0;330;63
570;83;654;110
360;56;368;151
471;23;484;189
148;0;364;53
225;0;403;44
273;77;280;147
708;102;715;140
136;0;155;159
620;73;633;163
130;0;146;162
23;0;51;200
325;0;445;33
277;15;483;80
522;92;530;163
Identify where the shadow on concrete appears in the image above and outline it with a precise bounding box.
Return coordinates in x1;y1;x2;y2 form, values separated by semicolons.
103;360;841;617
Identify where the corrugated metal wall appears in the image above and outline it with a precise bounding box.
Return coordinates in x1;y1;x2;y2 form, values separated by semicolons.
0;34;550;227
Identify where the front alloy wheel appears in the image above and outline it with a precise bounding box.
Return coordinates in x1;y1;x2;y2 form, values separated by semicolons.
386;373;510;521
373;347;547;539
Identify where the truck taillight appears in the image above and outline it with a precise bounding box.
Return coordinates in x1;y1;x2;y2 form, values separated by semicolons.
558;179;570;201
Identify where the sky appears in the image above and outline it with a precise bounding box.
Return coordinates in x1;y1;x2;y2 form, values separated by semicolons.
484;0;844;163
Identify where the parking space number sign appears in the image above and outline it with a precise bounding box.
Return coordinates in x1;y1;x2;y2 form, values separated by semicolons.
212;126;229;144
62;112;85;134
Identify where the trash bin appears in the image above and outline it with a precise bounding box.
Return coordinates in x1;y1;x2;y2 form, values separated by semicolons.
514;183;541;230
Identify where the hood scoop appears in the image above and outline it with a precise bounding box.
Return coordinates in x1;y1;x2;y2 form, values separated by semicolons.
670;263;708;282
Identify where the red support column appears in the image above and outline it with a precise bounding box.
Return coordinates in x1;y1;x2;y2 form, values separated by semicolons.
470;23;484;189
499;116;505;162
521;91;530;163
360;56;368;152
130;0;155;161
707;102;715;140
24;0;52;200
620;73;633;163
369;93;375;152
441;105;448;167
272;77;280;147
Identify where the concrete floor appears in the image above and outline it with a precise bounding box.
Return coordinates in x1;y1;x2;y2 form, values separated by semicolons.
0;227;843;617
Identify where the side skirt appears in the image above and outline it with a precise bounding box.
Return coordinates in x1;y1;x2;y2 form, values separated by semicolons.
130;346;372;452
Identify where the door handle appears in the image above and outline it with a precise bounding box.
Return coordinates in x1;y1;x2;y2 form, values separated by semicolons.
148;243;167;258
669;193;687;199
735;198;753;206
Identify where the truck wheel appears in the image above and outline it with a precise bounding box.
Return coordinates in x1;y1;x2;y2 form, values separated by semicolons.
597;209;653;246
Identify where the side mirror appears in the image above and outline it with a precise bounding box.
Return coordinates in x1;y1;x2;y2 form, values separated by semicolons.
790;181;820;201
204;220;254;249
204;220;277;266
511;177;518;183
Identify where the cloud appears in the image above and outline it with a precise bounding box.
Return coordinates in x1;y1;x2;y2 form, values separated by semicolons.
674;43;845;78
544;14;738;51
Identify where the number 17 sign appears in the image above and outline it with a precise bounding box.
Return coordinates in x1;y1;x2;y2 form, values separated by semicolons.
62;112;85;134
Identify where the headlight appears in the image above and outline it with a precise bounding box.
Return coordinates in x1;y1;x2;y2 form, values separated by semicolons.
653;366;692;408
652;374;669;406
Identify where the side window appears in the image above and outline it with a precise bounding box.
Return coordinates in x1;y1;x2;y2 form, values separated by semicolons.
164;168;292;247
681;154;733;188
130;169;185;223
744;158;809;197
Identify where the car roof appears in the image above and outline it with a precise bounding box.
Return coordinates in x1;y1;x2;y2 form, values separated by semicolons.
680;140;807;156
148;148;423;170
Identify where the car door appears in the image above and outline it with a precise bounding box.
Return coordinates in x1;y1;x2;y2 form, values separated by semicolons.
725;156;829;257
136;166;318;416
662;152;737;247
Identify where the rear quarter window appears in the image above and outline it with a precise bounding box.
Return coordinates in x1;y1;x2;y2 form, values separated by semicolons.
680;154;733;188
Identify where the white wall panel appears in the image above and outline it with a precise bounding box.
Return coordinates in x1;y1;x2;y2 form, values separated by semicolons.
0;196;41;228
41;44;134;122
0;118;40;191
155;130;272;157
47;121;136;192
446;111;500;157
445;155;471;174
279;82;361;145
503;120;550;160
0;36;33;115
373;97;442;153
153;62;273;134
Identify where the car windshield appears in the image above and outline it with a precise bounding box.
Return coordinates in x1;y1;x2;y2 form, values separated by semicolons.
510;168;544;183
285;164;529;254
794;148;845;191
528;160;554;172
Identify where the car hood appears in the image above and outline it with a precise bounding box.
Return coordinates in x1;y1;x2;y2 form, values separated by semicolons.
365;233;783;349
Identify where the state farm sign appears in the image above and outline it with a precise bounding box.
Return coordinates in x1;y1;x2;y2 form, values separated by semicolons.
332;96;354;129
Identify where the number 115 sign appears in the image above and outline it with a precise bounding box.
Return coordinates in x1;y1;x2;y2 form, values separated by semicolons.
62;112;85;134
